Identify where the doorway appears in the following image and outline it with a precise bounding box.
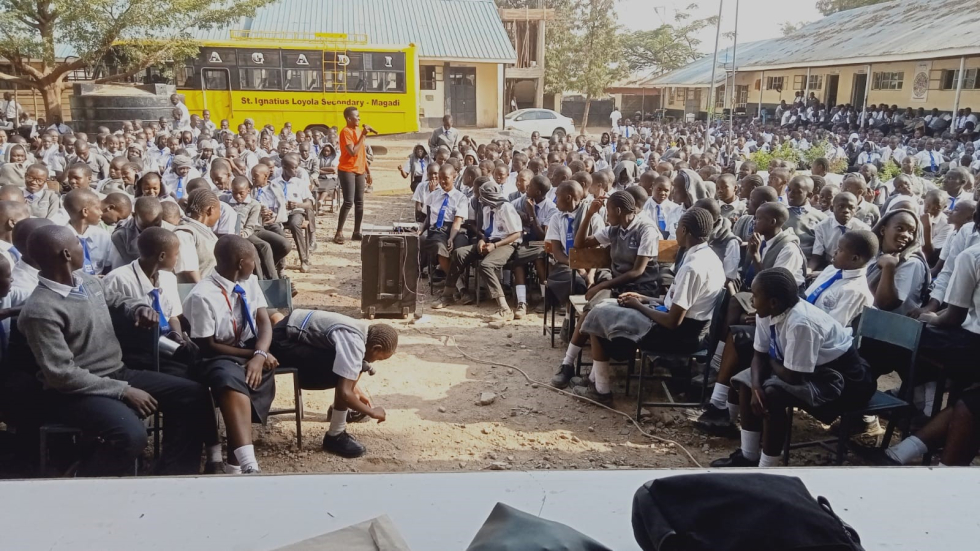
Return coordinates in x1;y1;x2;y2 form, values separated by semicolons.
851;73;868;110
448;67;477;126
202;68;233;117
825;74;839;107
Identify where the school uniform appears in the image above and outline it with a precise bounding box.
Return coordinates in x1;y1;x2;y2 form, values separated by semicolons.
448;201;523;300
162;170;201;200
918;242;980;380
592;214;661;297
545;206;605;305
270;310;374;390
731;300;875;422
580;243;723;359
664;204;685;240
927;212;951;251
784;204;827;256
932;222;980;303
643;199;678;239
19;273;211;476
705;219;741;281
318;152;339;194
0;238;18;270
174;217;218;278
183;272;276;422
867;251;928;315
946;189;971;213
732;213;756;243
25;188;60;220
68;224;112;276
719;199;746;226
508;195;557;267
742;229;807;288
224;194;290;280
423;188;469;258
812;216;870;263
914;149;943;173
8;259;38;307
853;200;880;227
803;267;874;327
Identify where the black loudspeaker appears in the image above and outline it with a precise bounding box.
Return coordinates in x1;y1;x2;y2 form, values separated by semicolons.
360;232;420;319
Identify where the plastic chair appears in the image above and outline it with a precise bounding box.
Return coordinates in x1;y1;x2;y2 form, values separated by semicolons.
781;307;923;466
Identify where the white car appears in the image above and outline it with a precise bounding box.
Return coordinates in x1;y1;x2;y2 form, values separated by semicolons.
504;108;576;140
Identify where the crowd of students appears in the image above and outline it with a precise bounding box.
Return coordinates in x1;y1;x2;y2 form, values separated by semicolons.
406;106;980;467
0;100;400;476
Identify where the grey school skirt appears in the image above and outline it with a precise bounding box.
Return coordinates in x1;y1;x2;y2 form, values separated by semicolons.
193;340;276;424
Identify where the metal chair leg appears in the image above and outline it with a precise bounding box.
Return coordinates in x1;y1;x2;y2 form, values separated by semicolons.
293;371;303;449
625;354;635;396
782;408;795;466
636;353;647;420
39;430;48;476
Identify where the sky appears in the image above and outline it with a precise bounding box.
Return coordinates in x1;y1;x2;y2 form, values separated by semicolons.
615;0;823;54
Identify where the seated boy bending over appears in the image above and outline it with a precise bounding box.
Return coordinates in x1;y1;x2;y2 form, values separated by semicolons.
19;225;212;476
183;235;277;474
270;310;398;458
710;268;875;468
554;208;724;402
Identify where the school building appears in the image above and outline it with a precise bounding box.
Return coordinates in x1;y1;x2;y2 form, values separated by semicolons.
1;0;517;129
651;0;980;121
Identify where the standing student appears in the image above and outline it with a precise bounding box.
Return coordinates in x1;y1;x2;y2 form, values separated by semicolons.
19;225;212;476
173;189;220;283
783;174;827;256
809;191;870;271
398;143;430;192
183;235;278;474
867;208;928;315
433;181;523;322
270;310;398;458
335;106;374;244
24;164;60;220
710;268;875;468
64;189;112;276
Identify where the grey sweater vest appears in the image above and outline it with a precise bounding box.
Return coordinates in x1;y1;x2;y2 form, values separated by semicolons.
175;218;217;277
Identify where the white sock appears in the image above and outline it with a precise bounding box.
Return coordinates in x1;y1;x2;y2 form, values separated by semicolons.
922;381;937;415
223;463;242;474
539;283;546;298
592;360;611;394
861;415;877;424
456;278;466;292
728;402;740;424
233;445;258;471
709;383;730;410
563;344;582;366
710;342;725;371
885;435;928;465
516;285;527;304
758;451;781;468
740;430;761;461
328;408;348;436
589;368;596;383
207;444;223;463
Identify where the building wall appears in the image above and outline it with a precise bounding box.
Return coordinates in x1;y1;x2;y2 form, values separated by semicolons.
475;62;500;128
0;86;75;121
418;64;445;128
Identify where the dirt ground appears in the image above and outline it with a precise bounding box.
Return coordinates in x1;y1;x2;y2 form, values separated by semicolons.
252;133;879;474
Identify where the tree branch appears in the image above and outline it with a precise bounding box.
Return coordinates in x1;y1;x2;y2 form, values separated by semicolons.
0;69;36;88
47;56;89;81
93;49;173;84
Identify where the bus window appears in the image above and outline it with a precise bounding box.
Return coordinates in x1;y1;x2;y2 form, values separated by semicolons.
284;69;321;91
240;68;282;90
384;71;404;92
175;64;199;89
203;69;229;90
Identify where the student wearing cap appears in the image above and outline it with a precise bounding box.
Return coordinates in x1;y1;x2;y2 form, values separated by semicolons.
162;155;200;201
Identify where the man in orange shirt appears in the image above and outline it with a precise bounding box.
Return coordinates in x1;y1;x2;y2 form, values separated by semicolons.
336;106;375;244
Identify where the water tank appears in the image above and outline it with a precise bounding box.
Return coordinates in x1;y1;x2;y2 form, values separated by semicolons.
70;83;177;134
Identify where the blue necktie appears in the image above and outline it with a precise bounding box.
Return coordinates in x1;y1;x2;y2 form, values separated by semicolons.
807;269;843;304
777;196;784;203
149;288;171;333
929;151;936;172
839;224;848;235
435;194;450;229
484;211;495;240
233;284;257;340
656;205;666;231
26;193;35;203
769;325;783;361
79;237;95;275
282;179;289;200
789;206;805;215
949;197;957;210
8;246;20;263
256;188;265;202
175;177;184;199
565;216;575;253
419;159;425;176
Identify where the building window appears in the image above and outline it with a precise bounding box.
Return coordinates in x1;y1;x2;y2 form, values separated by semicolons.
941;68;980;90
420;65;439;90
807;74;822;90
766;76;784;91
668;87;674;104
793;75;805;91
872;71;904;90
715;84;725;108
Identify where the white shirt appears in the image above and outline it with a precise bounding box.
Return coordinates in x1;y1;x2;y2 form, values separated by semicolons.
664;243;724;321
69;224;112;275
8;259;38;307
328;327;366;381
914;149;942;170
609;110;622;129
643;200;678;234
545;210;604;254
511;196;558;235
174;230;201;274
884;254;927;315
754;300;852;373
183;272;268;346
804;268;874;327
945;242;980;335
812;216;870;262
273;176;314;215
721;239;741;281
933;222;980;302
103;260;182;320
665;204;685;240
594;215;659;258
212;200;239;236
424;188;467;228
482;202;523;243
763;231;807;287
927;212;951;250
412;181;434;205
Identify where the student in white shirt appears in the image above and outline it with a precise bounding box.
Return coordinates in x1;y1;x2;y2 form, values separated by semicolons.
559;208;724;404
640;174;678;238
921;189;951;264
422;164;469;277
809;192;870;271
182;235;276;474
63;189;112;276
0;201;28;269
7;217;50;307
804;230;876;328
710;268;875;468
508;175;556;317
867;208;927;316
272;153;315;272
432;180;523;322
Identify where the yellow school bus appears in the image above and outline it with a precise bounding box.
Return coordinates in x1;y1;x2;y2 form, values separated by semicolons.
176;31;419;135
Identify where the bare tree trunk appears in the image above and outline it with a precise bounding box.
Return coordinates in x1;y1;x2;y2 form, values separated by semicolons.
580;96;592;136
40;80;64;122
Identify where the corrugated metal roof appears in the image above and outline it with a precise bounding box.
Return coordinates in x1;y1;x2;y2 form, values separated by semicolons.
653;0;980;86
651;41;772;87
192;0;516;63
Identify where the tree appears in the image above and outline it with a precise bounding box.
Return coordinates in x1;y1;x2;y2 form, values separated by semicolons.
0;0;273;121
780;21;808;36
567;0;627;134
815;0;888;16
494;0;576;98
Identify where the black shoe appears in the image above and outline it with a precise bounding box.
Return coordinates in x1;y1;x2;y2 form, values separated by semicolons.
695;404;736;436
571;384;614;406
322;431;366;458
551;364;575;389
710;449;760;468
352;232;363;241
203;460;225;474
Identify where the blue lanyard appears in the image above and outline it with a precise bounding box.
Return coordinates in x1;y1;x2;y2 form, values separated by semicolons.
769;324;783;361
807;270;843;304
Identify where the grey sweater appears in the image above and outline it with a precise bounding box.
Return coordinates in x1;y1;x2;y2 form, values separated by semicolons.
19;273;143;398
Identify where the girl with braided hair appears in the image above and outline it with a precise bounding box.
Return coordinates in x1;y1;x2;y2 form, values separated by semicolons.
711;267;874;468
